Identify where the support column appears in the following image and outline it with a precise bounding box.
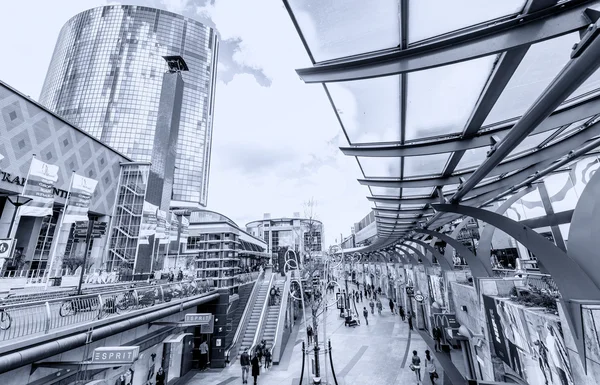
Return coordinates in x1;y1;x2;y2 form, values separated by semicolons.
410;238;453;271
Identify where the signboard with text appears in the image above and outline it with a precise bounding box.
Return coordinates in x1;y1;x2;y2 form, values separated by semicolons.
92;346;140;364
0;239;14;260
185;313;212;324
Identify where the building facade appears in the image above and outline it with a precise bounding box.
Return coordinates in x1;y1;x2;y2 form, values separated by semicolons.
246;213;324;261
175;210;267;288
39;5;219;207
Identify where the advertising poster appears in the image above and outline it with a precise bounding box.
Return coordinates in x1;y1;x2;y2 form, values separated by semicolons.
20;157;59;217
428;275;445;308
62;173;98;223
156;209;167;244
169;212;178;242
179;216;189;244
139;202;158;245
483;295;510;363
496;300;531;354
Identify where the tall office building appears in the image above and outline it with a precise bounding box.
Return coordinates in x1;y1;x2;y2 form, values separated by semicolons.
39;5;218;207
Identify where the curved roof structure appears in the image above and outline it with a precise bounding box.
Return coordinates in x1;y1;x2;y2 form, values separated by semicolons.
284;0;600;254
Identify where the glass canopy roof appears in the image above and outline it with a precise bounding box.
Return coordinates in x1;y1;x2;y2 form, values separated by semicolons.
284;0;600;254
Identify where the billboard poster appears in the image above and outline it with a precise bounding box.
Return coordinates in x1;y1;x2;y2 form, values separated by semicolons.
139;202;158;245
483;295;510;364
62;173;98;223
20;157;59;217
169;212;178;242
179;216;189;244
156;210;167;244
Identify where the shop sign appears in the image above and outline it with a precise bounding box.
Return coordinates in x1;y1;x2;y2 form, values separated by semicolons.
0;169;69;198
0;239;13;259
92;346;140;364
405;286;414;296
414;293;424;302
185;313;212;324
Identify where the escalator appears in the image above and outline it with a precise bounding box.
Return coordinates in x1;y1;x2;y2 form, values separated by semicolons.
236;275;273;360
257;279;285;351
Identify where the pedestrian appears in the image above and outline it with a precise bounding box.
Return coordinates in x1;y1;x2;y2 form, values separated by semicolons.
408;312;414;330
251;353;260;385
177;268;183;281
264;347;272;370
256;343;263;366
307;325;314;345
360;291;363;302
199;340;209;370
363;307;369;326
410;350;422;383
433;327;442;352
389;298;395;314
269;286;276;306
155;367;166;385
369;299;375;315
376;299;383;315
399;306;406;321
240;347;251;384
424;350;438;384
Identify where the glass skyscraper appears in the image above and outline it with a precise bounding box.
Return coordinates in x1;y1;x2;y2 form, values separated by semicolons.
39;5;218;207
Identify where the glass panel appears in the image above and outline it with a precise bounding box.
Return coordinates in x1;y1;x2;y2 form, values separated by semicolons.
375;202;400;209
405;55;497;140
358;157;401;177
543;172;578;213
328;76;400;143
408;0;526;43
484;33;578;125
568;67;600;102
402;187;434;197
403;153;450;177
400;204;425;209
455;146;490;171
506;130;555;159
443;183;460;193
516;188;546;219
370;186;401;196
289;0;400;62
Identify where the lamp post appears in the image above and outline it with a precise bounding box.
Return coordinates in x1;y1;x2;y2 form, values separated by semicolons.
5;195;32;238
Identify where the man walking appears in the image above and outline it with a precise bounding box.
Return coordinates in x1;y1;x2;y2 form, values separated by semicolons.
363;307;369;326
369;299;375;315
306;325;314;345
359;291;363;302
408;311;414;331
411;350;422;383
389;298;395;314
433;327;442;352
240;347;251;384
399;306;406;321
199;340;209;371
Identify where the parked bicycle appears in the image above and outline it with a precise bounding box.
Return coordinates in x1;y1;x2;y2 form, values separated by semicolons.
59;295;101;318
115;286;158;314
0;296;12;330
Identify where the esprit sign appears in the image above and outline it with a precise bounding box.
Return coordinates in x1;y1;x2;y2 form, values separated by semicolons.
185;313;212;324
92;346;140;364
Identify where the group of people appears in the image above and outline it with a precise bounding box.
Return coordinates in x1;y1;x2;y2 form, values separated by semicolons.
269;286;281;306
239;340;272;385
411;349;439;384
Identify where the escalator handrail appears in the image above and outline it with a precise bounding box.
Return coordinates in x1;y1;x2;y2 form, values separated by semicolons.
250;272;275;355
271;272;291;362
225;270;265;363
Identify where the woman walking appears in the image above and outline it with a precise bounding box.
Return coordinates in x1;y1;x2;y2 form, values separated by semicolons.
399;306;405;321
376;299;383;315
424;350;438;384
251;353;260;385
410;350;422;384
369;299;375;314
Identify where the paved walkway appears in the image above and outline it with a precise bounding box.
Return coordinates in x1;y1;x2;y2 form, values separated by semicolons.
183;294;453;385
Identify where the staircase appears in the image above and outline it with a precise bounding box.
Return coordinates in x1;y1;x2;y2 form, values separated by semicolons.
238;279;271;358
257;280;286;352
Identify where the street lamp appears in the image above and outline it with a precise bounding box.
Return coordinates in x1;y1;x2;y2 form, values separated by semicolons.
6;195;32;238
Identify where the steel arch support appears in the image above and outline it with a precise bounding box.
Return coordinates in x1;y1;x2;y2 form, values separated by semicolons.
409;238;453;271
444;216;482;267
414;228;491;280
396;246;418;265
479;186;537;262
401;243;432;267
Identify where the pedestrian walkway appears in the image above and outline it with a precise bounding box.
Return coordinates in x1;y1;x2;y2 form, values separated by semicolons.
182;292;451;385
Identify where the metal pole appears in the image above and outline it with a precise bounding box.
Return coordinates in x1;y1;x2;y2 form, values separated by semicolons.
77;219;95;295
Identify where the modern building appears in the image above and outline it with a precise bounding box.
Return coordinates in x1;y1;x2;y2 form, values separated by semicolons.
246;213;324;261
0;80;129;276
173;209;267;288
39;5;219;208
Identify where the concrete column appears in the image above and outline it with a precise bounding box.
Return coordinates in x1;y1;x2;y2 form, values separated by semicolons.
0;202;17;239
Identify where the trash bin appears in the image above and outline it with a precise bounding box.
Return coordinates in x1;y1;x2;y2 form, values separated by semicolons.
50;277;62;287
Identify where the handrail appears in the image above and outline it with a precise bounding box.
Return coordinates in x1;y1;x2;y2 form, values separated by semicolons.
225;270;264;363
250;273;274;354
271;272;291;362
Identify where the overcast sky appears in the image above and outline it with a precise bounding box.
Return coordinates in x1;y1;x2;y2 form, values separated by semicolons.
0;0;373;247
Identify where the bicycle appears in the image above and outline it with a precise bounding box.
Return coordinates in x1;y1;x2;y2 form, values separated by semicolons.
59;296;101;318
0;308;11;331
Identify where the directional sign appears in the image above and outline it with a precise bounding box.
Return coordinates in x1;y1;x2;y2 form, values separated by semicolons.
0;239;13;259
92;346;139;364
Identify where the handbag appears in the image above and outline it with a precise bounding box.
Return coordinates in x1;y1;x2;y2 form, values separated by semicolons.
409;364;415;371
433;372;439;379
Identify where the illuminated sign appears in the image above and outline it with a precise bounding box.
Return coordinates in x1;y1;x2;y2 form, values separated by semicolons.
185;313;212;324
92;346;140;364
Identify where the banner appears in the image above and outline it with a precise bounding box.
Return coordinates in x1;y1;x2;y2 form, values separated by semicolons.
139;201;158;245
169;212;178;242
62;173;98;223
156;210;167;244
482;295;510;364
179;216;189;244
20;158;59;217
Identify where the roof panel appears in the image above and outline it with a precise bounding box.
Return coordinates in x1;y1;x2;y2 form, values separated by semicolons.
403;153;450;177
408;0;526;44
327;76;400;144
288;0;400;62
405;55;498;140
358;156;401;177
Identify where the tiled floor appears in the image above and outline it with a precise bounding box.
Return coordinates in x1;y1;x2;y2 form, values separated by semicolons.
183;294;451;385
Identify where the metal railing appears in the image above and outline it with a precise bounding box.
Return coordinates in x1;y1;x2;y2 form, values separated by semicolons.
0;278;215;344
225;270;264;364
272;272;291;363
249;273;275;355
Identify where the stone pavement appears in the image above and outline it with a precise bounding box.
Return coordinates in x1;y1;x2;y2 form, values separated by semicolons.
183;294;454;385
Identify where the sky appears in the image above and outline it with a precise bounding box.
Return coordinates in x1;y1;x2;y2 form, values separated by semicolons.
0;0;373;247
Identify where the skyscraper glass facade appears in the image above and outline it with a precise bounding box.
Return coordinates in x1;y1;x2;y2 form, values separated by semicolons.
39;5;218;206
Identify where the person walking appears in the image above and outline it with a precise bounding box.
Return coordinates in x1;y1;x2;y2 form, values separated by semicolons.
251;353;260;385
389;298;395;314
155;367;166;385
307;325;314;345
399;306;406;321
269;286;276;306
199;340;209;371
363;307;369;326
240;348;251;384
359;291;363;302
369;299;375;315
408;312;414;331
424;350;438;384
376;299;383;315
433;327;442;352
264;347;272;370
410;350;422;384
